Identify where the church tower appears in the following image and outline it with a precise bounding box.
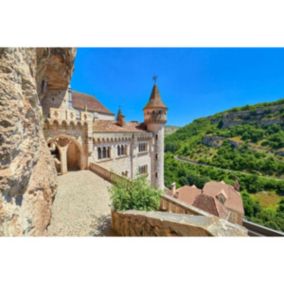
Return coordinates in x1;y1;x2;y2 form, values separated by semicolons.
144;78;167;190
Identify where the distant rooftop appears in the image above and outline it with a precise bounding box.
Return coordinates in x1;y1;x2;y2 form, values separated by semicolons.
71;90;114;115
93;120;148;133
169;181;244;221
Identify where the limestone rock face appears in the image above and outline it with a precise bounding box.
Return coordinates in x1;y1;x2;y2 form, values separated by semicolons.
0;48;76;236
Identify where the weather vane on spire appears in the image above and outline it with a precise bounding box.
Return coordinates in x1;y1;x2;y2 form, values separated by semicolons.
152;74;158;84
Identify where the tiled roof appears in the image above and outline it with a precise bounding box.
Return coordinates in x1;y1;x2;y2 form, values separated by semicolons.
203;181;244;215
170;180;244;220
93;120;148;133
144;84;167;110
193;194;229;219
169;185;201;204
71;91;114;115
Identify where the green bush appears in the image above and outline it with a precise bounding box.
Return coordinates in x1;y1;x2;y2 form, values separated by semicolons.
110;177;162;211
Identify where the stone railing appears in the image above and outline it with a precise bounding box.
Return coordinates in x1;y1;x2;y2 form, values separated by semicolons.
89;162;131;186
160;194;211;217
89;164;248;236
89;163;214;218
112;210;248;237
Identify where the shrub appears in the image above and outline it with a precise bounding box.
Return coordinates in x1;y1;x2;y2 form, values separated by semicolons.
110;177;162;211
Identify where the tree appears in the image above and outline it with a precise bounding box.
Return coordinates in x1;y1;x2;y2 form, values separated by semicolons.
277;200;284;213
110;177;162;211
241;191;261;218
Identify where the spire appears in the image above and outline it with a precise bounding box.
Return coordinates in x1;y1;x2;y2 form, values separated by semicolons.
116;107;125;127
144;77;167;110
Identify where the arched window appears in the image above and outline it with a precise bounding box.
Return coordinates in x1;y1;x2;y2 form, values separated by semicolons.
121;145;124;155
98;147;102;159
117;145;121;156
103;147;107;158
107;147;111;158
138;165;148;175
139;142;147;153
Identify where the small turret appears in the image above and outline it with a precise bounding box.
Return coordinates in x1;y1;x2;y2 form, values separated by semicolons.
116;107;125;127
143;76;168;190
144;80;167;126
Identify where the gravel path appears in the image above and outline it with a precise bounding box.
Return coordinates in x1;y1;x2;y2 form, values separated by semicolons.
48;170;115;236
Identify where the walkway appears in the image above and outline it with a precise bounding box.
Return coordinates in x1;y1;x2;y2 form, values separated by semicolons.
48;170;115;236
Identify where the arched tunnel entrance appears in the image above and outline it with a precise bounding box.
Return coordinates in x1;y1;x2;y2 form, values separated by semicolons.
67;140;81;171
48;135;84;175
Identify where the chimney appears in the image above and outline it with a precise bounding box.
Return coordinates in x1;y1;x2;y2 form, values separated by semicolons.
233;180;240;191
171;182;176;196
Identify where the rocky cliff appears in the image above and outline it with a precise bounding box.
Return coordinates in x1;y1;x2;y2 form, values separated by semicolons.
0;48;76;236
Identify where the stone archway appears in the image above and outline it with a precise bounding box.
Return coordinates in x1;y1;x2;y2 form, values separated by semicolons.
47;135;84;175
67;140;81;171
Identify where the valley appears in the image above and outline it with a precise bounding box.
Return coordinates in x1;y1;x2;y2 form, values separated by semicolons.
165;98;284;231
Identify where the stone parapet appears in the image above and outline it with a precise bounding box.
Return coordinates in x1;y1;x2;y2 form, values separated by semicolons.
112;210;248;237
160;194;212;216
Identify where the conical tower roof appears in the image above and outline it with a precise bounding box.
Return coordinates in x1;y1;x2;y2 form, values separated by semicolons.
144;84;167;110
116;107;125;120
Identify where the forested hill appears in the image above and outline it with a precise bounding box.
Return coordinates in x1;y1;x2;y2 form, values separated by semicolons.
165;98;284;231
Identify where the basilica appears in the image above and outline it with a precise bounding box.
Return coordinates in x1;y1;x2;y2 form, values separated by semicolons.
43;82;168;189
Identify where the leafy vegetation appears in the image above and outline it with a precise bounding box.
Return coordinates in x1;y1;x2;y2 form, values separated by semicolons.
164;98;284;231
110;177;162;211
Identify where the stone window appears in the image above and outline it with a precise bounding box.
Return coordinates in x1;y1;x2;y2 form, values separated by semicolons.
102;147;107;158
138;142;147;153
138;165;148;175
107;147;111;158
98;147;102;159
117;144;127;156
98;146;111;159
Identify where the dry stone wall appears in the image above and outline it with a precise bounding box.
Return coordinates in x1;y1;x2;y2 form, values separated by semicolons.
0;48;75;236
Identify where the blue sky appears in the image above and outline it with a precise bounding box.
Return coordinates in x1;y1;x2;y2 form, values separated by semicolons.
71;48;284;126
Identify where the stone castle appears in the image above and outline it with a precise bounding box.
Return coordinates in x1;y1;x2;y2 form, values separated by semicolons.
0;48;248;237
43;82;168;189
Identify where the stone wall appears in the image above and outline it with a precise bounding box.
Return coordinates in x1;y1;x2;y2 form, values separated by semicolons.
0;48;75;236
112;210;248;237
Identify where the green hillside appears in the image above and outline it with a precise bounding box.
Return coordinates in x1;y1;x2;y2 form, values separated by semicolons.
165;99;284;231
165;125;180;136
